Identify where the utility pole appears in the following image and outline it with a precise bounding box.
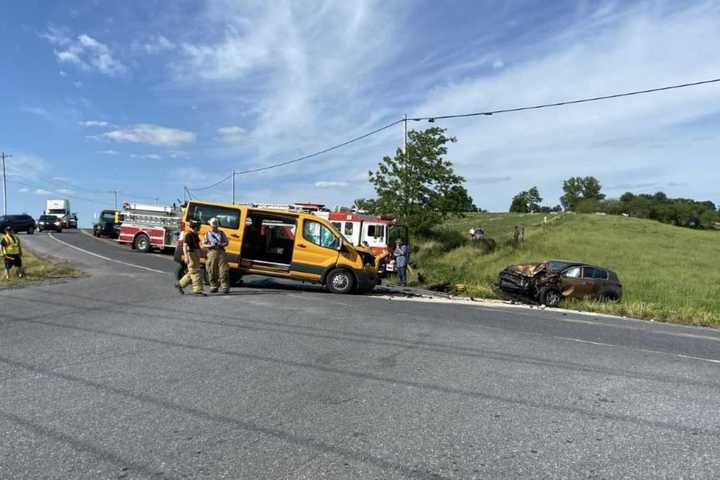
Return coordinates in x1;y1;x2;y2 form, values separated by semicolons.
0;152;9;216
112;190;118;210
232;170;236;205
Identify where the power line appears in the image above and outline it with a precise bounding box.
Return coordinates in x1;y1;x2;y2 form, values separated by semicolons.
135;77;720;198
408;77;720;122
187;173;233;192
234;119;404;176
188;118;404;192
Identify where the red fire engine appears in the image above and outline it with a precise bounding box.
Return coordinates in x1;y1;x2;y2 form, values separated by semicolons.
117;202;182;253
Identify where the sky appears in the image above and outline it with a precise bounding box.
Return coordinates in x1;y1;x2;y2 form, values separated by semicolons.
2;0;720;226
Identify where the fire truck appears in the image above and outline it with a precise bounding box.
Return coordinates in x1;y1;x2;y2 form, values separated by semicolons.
117;202;182;253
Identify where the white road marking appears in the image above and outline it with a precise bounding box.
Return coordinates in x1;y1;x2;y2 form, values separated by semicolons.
48;233;167;274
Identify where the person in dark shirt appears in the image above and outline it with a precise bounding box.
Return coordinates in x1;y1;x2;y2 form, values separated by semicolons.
175;220;205;295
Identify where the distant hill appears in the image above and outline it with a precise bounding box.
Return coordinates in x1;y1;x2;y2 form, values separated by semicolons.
414;212;720;327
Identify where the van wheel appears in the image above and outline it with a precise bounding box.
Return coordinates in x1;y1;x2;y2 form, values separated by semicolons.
134;233;151;253
326;269;355;294
539;287;562;307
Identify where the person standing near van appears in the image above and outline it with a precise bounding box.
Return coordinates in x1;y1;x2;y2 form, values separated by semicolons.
202;217;230;294
1;226;24;280
394;238;408;286
175;220;205;296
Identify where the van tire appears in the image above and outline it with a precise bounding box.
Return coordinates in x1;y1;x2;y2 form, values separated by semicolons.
134;233;151;253
326;268;355;294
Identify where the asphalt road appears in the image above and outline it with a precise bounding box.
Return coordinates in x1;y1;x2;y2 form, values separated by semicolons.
2;230;719;479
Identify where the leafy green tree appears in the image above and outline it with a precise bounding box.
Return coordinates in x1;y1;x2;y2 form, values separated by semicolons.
367;127;471;234
509;187;542;213
560;176;606;210
352;198;379;213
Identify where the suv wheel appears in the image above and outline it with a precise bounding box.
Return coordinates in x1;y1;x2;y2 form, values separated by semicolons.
539;287;562;307
326;269;356;294
134;233;151;253
27;226;35;235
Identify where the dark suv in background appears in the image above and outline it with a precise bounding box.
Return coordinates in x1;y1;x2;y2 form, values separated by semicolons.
0;214;36;234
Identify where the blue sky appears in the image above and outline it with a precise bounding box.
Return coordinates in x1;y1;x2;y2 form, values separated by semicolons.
2;0;720;225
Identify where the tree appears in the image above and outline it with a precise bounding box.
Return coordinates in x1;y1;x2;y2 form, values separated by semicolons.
509;187;542;213
352;198;378;213
368;127;471;234
560;176;606;210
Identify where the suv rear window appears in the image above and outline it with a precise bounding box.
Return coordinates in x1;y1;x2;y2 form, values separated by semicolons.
187;203;240;229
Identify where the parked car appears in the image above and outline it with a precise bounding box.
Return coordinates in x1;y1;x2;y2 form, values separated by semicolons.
496;259;623;307
93;209;120;238
0;214;36;234
37;214;63;232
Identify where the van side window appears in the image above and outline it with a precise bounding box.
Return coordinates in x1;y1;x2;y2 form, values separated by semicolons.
303;220;339;249
188;204;240;229
367;224;384;238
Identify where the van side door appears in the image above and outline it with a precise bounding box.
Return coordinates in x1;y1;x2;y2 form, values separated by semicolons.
291;217;340;281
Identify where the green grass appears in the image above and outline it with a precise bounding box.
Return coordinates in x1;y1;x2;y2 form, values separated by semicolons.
414;213;720;327
0;249;81;289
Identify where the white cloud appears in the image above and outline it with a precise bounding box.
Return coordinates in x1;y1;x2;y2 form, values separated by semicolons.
408;2;720;209
492;59;504;69
80;120;110;127
130;153;162;160
20;106;52;120
135;35;175;55
315;181;349;189
217;126;246;143
97;149;119;155
102;124;195;146
56;188;74;195
5;153;47;179
33;189;53;196
45;30;127;76
18;187;30;193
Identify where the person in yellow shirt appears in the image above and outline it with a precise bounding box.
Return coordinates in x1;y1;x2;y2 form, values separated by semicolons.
1;226;24;280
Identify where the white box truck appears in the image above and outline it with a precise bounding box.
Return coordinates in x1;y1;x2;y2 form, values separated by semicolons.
46;199;71;227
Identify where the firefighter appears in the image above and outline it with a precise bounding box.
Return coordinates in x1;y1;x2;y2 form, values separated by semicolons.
1;226;24;280
175;220;205;296
202;217;230;294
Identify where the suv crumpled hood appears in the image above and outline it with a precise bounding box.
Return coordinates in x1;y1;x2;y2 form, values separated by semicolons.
504;262;546;277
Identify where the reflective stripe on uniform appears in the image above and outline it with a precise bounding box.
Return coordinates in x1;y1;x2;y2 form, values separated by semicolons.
2;234;20;255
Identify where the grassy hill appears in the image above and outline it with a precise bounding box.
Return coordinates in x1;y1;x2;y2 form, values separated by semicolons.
413;212;720;327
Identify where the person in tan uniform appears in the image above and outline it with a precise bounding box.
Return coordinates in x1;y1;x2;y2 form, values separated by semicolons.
175;220;205;296
202;217;230;294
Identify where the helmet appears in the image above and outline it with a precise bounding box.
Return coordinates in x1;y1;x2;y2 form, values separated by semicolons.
469;228;475;235
209;217;219;227
188;220;201;229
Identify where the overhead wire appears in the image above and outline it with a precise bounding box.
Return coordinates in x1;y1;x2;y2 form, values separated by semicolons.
408;78;720;121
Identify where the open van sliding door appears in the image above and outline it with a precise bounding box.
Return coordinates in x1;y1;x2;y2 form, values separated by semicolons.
290;217;341;281
240;210;297;275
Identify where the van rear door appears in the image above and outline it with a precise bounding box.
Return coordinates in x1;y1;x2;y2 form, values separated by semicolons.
290;217;340;281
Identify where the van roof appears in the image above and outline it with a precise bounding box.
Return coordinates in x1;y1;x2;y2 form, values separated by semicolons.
188;199;300;215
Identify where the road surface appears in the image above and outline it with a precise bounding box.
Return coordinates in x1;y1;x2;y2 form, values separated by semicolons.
1;230;719;479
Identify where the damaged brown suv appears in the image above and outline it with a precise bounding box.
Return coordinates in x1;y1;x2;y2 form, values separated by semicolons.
496;260;622;307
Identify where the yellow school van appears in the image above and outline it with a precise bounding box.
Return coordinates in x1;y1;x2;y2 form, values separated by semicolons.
176;200;379;293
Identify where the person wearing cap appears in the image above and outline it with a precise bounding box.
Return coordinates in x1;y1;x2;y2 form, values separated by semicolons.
202;217;230;294
393;238;408;286
1;226;24;280
175;220;205;295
